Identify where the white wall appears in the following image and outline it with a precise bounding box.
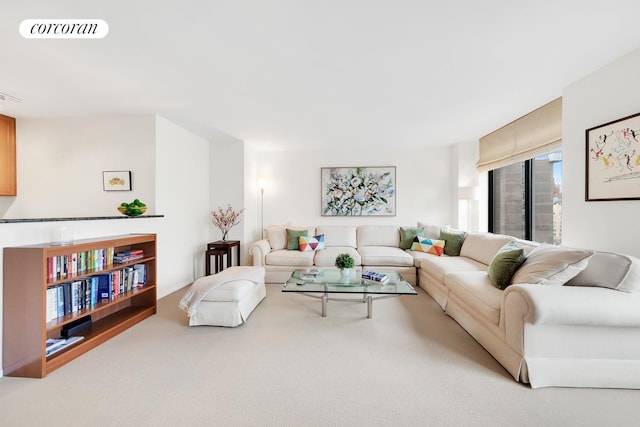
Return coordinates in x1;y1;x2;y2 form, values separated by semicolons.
455;140;488;232
209;138;245;242
243;143;261;247
0;115;156;218
155;116;211;296
255;146;453;233
563;47;640;257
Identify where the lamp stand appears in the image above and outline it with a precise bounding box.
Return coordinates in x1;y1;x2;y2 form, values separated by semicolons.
260;187;264;239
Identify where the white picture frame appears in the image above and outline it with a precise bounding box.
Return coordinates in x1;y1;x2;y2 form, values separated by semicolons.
103;170;132;191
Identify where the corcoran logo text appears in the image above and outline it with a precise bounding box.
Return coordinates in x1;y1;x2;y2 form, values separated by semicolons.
20;19;109;39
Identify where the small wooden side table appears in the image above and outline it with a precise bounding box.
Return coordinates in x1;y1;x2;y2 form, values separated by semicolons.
205;240;240;275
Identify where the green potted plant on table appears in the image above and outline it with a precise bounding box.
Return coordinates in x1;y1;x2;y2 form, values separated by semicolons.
335;253;355;277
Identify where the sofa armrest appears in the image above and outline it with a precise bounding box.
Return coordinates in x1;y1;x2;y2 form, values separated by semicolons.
249;239;271;266
504;284;640;327
501;283;640;354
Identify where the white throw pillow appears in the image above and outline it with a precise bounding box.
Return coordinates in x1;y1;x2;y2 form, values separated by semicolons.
417;222;449;240
511;244;594;286
565;251;640;293
265;225;287;250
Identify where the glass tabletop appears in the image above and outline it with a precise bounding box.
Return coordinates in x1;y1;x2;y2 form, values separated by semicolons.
282;267;417;295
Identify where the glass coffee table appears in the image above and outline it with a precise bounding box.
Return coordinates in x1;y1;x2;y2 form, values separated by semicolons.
283;267;417;318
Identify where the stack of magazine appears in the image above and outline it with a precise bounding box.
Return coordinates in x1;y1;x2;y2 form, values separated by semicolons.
300;269;320;281
45;336;84;357
362;271;389;284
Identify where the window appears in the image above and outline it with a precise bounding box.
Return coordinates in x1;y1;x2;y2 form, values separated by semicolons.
489;151;562;244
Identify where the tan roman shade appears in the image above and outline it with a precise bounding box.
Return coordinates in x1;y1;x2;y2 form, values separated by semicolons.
476;97;562;172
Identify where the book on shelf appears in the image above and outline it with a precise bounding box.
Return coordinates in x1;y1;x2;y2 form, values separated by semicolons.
94;273;112;299
113;251;144;264
56;285;65;318
45;336;84;357
46;287;58;322
362;271;389;284
133;264;147;287
70;281;82;313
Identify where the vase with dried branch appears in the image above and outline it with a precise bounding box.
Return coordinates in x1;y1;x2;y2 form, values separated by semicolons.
211;205;245;241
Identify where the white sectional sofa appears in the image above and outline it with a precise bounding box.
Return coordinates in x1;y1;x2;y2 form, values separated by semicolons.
250;224;417;285
250;223;640;389
420;231;640;389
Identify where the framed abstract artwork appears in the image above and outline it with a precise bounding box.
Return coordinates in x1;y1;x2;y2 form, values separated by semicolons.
321;166;396;216
103;170;132;191
585;112;640;201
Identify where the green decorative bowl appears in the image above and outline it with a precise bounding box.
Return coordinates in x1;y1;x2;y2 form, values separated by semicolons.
118;206;147;216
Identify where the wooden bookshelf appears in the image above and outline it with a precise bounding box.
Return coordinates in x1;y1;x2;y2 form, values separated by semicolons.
3;234;157;378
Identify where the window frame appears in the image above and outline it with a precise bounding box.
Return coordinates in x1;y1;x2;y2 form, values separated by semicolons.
487;158;541;242
487;149;562;245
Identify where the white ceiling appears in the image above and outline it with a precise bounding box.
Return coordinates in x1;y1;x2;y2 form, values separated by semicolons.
2;1;640;151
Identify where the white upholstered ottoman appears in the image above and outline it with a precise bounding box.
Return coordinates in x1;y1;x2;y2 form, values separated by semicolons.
180;266;266;327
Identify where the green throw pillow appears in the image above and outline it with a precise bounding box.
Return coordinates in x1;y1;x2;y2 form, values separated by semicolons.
488;241;526;290
286;229;308;250
439;229;467;256
400;227;424;249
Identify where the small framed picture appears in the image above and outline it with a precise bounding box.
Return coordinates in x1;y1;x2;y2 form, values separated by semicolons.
103;171;132;191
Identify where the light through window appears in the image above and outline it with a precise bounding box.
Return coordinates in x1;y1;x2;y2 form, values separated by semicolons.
489;151;562;244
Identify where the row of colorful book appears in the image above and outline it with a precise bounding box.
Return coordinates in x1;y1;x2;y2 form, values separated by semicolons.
45;264;147;322
46;247;115;281
46;248;146;281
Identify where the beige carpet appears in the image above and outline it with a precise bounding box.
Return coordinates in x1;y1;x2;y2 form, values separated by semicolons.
0;284;638;426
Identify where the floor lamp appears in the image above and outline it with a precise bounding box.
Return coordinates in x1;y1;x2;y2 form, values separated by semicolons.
459;186;479;232
258;178;266;239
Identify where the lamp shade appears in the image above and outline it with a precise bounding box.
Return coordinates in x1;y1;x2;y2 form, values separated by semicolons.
459;186;480;201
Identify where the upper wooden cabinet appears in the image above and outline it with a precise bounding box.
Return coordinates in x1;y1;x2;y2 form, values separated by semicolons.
0;114;16;196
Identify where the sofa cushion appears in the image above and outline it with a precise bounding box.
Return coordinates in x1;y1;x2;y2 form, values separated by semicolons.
419;256;487;284
358;246;414;266
487;241;526;290
511;244;594;286
410;237;445;256
200;279;258;302
417;222;448;239
446;272;503;325
314;247;362;267
357;225;400;247
439;229;467;256
400;226;424;249
407;249;436;267
265;225;288;250
565;251;640;293
298;234;325;252
460;233;514;265
265;249;315;267
316;225;357;248
512;237;539;255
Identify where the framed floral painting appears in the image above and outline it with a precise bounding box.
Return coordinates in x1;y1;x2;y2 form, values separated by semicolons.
321;166;396;216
